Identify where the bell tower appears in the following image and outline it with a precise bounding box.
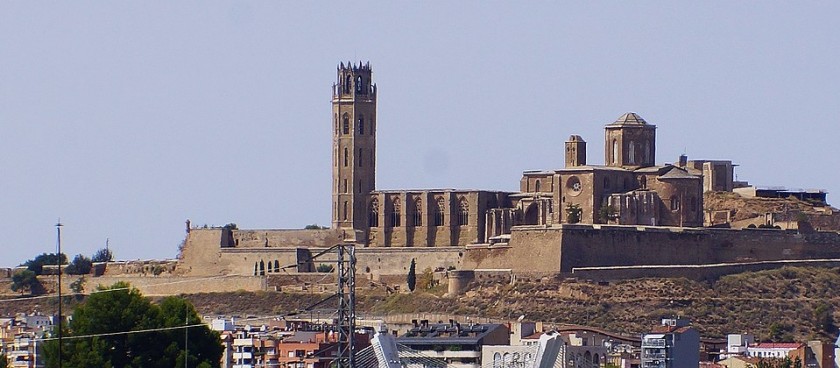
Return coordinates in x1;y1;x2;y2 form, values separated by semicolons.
332;62;377;231
605;112;656;168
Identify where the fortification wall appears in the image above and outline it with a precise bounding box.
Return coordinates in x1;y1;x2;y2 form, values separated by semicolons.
462;227;563;272
561;225;840;272
216;247;464;278
102;260;178;276
231;229;344;248
571;259;840;281
54;275;264;296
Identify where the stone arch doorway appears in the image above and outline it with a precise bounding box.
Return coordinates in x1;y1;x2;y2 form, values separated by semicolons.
523;203;539;225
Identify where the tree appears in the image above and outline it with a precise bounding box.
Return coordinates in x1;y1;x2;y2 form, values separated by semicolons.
11;269;41;295
304;224;328;230
23;253;67;275
417;267;435;290
566;203;582;224
598;204;616;224
43;282;222;368
69;276;86;294
407;258;417;291
65;254;92;275
813;303;835;334
316;263;334;273
91;247;113;263
0;353;8;368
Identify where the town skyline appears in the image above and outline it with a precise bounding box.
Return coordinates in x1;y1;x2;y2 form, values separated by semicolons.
2;2;839;266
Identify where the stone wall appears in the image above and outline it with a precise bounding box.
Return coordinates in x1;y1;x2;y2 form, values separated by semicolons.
571;259;840;281
54;275;265;296
463;224;840;275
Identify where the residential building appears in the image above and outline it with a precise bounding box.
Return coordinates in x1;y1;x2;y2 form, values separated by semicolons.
640;318;699;368
397;320;509;368
746;342;801;359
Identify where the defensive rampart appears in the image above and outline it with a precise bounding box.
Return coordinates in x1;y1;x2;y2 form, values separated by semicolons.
462;224;840;277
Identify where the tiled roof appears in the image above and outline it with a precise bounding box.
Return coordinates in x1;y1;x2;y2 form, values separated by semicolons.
608;112;649;126
752;342;802;349
522;332;543;340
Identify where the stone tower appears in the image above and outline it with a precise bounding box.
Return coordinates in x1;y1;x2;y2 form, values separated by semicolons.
565;135;586;167
332;62;377;231
604;112;656;168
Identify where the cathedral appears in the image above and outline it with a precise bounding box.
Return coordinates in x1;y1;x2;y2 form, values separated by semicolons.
330;62;721;247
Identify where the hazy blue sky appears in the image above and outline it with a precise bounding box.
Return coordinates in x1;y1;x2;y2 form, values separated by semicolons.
1;2;838;266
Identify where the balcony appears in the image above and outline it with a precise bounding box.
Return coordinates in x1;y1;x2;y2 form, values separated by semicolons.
642;338;666;348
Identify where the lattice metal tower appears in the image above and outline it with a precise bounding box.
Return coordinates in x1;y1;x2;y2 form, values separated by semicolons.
334;244;357;368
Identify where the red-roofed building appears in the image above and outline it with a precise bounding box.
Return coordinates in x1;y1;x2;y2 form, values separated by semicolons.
747;342;802;359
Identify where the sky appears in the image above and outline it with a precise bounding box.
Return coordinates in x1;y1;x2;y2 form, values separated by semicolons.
1;2;838;267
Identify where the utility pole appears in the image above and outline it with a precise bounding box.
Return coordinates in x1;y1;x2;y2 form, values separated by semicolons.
56;220;63;368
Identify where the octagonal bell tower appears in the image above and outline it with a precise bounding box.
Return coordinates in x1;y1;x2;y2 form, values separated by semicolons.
605;112;656;168
332;62;377;231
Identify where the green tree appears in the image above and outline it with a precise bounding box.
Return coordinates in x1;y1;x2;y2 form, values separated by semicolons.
69;276;86;294
65;254;92;275
304;224;328;230
43;282;222;368
813;303;835;334
417;267;435;290
793;356;802;368
0;353;9;368
598;204;616;224
407;258;417;291
11;269;41;295
23;253;67;275
91;247;113;263
566;203;582;224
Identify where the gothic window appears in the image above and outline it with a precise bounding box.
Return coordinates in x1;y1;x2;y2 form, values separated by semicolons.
274;260;279;271
356;75;363;93
629;141;636;164
457;197;469;226
670;196;680;211
342;201;348;220
344;75;351;94
343;179;347;193
343;148;348;167
612;139;618;164
254;263;258;276
434;197;445;226
259;260;265;276
358;148;363;167
267;261;273;273
413;198;422;226
369;198;379;227
389;197;401;227
358;115;365;135
358;180;362;193
535;180;541;192
342;114;350;134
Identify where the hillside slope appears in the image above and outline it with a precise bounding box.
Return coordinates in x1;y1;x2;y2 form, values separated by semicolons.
3;267;837;342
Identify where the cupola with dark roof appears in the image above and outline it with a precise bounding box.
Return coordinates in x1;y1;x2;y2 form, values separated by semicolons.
604;112;657;168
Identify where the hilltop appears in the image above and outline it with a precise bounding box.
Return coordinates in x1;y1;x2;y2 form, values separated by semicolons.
3;266;837;342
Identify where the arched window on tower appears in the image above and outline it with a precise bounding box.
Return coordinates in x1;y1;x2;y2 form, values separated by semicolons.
342;114;350;134
356;75;363;94
434;197;446;226
344;74;351;94
535;180;541;193
358;115;365;135
413;198;422;226
628;141;636;164
612;139;618;164
389;197;401;227
343;148;348;167
358;148;363;167
368;198;379;227
670;196;680;211
342;201;348;220
457;197;469;226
